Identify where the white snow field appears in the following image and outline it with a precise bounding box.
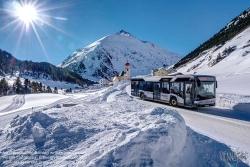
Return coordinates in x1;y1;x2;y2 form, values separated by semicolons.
0;95;15;111
0;81;249;167
0;94;68;115
19;94;68;110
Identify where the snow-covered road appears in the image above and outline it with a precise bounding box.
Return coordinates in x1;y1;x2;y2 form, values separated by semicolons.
138;99;250;155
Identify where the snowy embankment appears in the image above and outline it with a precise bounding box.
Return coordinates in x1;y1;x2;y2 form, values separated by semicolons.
0;81;248;167
216;93;250;112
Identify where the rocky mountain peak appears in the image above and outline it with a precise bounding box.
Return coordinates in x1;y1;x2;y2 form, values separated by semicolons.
116;30;132;36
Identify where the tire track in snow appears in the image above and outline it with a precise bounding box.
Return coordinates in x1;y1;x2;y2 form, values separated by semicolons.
0;95;25;113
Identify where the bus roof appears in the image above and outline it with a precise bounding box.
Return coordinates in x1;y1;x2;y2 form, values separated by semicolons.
131;74;216;82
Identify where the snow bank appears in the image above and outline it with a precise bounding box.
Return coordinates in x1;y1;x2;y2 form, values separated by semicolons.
6;111;55;142
217;93;250;112
0;81;248;166
83;107;187;167
178;127;249;167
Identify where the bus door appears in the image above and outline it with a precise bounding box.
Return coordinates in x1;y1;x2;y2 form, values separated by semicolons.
153;82;161;100
134;82;139;96
184;82;193;106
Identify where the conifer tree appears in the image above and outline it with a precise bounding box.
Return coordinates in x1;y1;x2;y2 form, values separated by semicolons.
46;86;52;93
53;87;58;94
0;78;8;95
15;77;23;94
39;82;43;93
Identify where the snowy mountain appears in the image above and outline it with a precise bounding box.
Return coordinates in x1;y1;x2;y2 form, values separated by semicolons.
174;8;250;95
58;30;182;81
176;25;250;95
174;7;250;69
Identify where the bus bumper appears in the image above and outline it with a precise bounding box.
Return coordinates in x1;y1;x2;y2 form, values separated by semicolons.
194;99;216;106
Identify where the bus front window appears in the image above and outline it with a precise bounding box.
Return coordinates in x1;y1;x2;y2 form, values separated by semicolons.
195;82;215;100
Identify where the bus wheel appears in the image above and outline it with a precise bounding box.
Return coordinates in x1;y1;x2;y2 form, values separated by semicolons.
170;97;177;107
140;93;145;100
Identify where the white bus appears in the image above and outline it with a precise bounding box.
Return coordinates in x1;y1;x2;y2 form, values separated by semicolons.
131;73;217;108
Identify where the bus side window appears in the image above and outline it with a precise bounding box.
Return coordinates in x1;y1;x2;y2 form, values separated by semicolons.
147;82;153;92
162;82;169;94
139;82;145;90
170;83;179;94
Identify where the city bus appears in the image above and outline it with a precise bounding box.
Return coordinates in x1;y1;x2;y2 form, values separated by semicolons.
131;73;217;108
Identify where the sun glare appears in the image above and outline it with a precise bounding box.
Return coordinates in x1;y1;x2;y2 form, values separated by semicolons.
16;5;37;24
1;0;70;62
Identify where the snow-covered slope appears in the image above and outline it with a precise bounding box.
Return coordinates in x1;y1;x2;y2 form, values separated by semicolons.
177;26;250;95
58;30;182;81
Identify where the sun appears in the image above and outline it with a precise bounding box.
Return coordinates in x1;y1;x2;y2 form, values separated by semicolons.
1;0;71;62
16;5;37;25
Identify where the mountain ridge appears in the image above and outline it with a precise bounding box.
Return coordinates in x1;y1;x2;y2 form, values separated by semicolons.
0;49;96;86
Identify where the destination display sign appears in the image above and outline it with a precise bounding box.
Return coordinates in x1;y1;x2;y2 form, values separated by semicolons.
198;77;215;81
161;78;170;82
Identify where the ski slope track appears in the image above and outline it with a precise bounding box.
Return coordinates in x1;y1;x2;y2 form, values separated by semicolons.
0;95;25;113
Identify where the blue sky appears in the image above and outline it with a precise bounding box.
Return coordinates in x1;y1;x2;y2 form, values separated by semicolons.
0;0;249;65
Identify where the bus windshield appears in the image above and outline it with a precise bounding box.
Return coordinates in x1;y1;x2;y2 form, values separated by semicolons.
195;82;215;100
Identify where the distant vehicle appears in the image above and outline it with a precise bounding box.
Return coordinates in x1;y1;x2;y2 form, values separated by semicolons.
131;73;217;108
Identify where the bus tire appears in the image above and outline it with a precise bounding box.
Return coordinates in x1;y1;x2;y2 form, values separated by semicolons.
170;97;177;107
140;93;145;100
